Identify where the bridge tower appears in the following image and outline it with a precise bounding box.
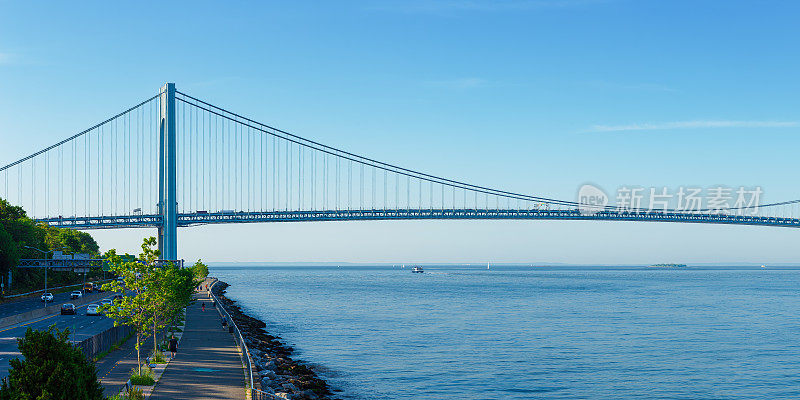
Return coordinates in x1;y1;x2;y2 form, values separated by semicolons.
158;83;178;260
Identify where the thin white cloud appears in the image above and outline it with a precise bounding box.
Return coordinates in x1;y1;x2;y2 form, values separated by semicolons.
0;53;13;65
590;120;800;132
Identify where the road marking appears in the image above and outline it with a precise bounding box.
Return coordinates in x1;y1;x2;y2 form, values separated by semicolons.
193;367;220;372
0;313;58;334
0;294;115;334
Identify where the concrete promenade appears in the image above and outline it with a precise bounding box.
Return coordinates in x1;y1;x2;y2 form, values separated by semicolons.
149;291;245;400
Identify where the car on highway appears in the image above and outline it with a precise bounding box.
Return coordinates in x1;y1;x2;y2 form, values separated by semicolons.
86;304;101;316
70;290;83;299
60;304;76;315
100;299;113;307
40;293;54;302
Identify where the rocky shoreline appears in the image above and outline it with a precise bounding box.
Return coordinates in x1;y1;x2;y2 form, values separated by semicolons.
212;281;338;400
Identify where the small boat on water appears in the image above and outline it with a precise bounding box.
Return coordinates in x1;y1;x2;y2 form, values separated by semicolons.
411;266;424;273
761;264;767;269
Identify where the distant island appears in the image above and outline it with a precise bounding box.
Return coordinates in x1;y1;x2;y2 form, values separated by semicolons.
648;263;688;268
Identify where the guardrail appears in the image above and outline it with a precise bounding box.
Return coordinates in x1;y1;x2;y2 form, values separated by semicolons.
208;279;281;400
76;324;133;360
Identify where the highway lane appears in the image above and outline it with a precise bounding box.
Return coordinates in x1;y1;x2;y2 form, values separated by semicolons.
0;284;113;319
0;297;117;379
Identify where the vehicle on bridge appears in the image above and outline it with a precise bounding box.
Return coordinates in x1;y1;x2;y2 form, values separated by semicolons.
60;304;76;315
70;290;83;299
40;293;53;302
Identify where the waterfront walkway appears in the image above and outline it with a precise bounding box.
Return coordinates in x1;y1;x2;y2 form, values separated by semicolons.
149;291;245;400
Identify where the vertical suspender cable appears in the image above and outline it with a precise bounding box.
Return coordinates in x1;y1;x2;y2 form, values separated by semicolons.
286;140;290;211
348;160;351;210
248;126;251;212
336;157;340;211
299;145;303;211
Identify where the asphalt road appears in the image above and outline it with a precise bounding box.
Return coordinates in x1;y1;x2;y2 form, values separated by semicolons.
0;286;111;319
0;296;117;379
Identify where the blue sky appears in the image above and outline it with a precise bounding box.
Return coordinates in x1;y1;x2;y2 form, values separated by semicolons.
1;0;799;264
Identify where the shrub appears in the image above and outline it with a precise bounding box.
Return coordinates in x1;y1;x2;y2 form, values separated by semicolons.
151;350;166;364
125;386;145;400
0;325;103;400
129;366;155;386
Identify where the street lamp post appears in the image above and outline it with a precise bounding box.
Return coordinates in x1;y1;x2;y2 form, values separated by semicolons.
22;246;49;307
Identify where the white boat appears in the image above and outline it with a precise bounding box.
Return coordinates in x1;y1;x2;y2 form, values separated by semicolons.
412;266;424;273
761;264;767;268
487;262;491;270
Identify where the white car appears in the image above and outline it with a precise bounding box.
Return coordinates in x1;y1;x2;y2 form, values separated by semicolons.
40;293;54;302
100;299;113;307
86;304;101;316
70;290;83;299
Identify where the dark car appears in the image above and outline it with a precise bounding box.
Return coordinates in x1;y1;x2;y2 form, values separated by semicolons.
60;304;76;315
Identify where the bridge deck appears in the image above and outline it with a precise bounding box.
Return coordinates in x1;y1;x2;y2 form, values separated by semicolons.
37;209;800;229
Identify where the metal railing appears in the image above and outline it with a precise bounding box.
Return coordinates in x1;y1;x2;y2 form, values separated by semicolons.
208;279;281;400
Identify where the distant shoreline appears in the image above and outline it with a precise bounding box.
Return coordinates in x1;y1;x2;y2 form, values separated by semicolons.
209;264;800;270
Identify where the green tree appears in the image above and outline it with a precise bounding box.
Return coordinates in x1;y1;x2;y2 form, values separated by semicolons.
143;261;196;355
43;225;99;255
191;259;209;279
0;325;103;400
100;239;156;375
0;197;102;292
0;225;19;293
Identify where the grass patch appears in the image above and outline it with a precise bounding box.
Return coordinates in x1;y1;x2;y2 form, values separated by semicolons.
129;366;155;386
114;386;144;400
151;350;166;364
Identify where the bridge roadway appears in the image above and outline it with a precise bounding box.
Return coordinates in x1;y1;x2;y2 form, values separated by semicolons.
0;296;117;379
38;208;800;229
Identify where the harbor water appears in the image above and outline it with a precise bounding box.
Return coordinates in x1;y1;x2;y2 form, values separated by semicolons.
215;265;800;399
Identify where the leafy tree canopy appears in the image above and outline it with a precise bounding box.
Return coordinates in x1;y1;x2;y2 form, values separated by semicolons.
0;325;103;400
191;259;209;279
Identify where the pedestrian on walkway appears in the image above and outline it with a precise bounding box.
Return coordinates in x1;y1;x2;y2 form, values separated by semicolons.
202;302;205;312
168;334;178;358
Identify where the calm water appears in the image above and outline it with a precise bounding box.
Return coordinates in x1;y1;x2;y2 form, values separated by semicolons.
214;266;800;399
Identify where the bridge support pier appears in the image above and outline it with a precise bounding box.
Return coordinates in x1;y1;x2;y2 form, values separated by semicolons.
158;83;178;260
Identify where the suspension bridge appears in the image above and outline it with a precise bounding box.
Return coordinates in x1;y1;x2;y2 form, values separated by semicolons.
2;82;799;260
